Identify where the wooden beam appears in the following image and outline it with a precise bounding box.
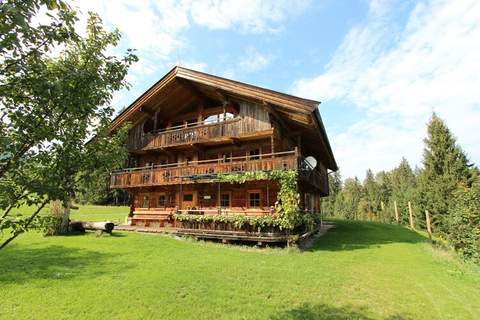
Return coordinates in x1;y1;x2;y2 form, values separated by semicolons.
139;107;155;117
176;78;214;107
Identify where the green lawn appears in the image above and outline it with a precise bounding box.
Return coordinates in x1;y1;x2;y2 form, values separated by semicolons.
0;211;479;320
9;204;129;222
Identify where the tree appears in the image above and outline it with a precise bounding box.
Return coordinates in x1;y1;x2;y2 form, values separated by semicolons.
390;158;416;224
363;169;380;219
336;177;362;220
321;171;342;216
417;113;472;233
0;0;137;249
448;183;480;262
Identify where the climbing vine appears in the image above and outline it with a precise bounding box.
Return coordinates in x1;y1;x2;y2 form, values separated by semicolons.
220;170;301;230
174;170;321;231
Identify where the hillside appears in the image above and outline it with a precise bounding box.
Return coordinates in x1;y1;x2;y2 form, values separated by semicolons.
0;216;479;319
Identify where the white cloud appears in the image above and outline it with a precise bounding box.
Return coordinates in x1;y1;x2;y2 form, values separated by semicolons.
69;0;310;111
189;0;311;33
239;47;273;73
292;0;480;179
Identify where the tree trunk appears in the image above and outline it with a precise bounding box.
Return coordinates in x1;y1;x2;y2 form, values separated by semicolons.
59;200;71;234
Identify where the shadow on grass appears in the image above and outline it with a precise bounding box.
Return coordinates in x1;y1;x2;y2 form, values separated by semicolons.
0;244;127;284
271;303;412;320
309;220;427;252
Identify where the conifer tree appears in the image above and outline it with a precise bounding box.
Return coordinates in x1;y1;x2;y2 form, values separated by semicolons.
337;177;362;220
390;158;416;224
363;169;380;218
321;171;342;216
417;113;472;233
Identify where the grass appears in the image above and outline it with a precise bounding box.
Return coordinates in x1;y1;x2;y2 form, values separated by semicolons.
9;204;129;222
1;209;479;320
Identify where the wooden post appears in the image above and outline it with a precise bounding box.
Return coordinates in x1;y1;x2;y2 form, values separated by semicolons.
270;134;275;157
380;201;385;223
408;201;414;229
394;200;399;223
425;210;432;241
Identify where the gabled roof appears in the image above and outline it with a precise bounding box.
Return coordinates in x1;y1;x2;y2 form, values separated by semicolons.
111;66;337;170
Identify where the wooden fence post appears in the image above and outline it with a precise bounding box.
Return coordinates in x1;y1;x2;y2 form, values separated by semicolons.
394;200;399;223
408;201;414;229
425;210;432;241
380;201;385;223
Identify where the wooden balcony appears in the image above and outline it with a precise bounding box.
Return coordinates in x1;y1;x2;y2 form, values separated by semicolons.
128;117;261;151
110;150;328;193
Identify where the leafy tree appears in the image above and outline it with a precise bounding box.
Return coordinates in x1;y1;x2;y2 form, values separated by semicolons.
417;113;472;233
0;0;137;249
321;171;342;216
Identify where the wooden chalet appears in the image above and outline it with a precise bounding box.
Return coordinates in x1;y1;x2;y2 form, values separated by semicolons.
109;66;337;243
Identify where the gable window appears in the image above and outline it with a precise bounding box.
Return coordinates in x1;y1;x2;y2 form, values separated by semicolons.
142;195;149;208
204;112;235;124
249;149;260;160
220;193;230;208
249;192;261;208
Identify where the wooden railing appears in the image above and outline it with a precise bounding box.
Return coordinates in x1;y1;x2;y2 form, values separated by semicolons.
110;150;328;193
111;151;298;188
137;117;242;150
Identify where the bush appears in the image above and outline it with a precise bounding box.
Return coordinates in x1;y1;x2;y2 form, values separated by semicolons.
448;185;480;263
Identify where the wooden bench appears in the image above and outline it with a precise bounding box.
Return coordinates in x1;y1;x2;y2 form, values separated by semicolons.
131;211;172;227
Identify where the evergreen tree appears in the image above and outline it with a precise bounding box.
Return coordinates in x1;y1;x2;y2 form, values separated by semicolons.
337;177;362;220
363;169;380;218
390;158;417;224
417;113;472;233
376;171;392;222
321;171;342;216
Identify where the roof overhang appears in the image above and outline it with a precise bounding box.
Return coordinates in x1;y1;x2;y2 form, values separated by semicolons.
110;66;338;171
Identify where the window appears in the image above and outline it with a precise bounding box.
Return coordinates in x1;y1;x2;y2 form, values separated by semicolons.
159;159;168;167
220;193;230;207
249;149;260;160
158;194;167;208
183;193;193;202
249;192;261;208
142;195;149;208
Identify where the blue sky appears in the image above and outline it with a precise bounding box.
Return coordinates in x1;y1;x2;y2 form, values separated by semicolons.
73;0;480;179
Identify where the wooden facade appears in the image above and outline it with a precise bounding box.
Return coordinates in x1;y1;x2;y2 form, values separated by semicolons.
109;66;337;241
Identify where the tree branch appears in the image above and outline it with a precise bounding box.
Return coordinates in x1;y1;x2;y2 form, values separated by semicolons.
0;200;48;251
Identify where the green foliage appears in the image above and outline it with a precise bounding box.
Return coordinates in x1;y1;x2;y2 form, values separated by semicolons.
448;185;480;263
174;213;283;231
334;177;362;219
321;171;341;216
417;113;473;233
218;170;302;230
0;0;136;247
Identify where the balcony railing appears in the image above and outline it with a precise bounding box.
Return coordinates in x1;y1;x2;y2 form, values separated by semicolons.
110;150;327;193
131;117;243;151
